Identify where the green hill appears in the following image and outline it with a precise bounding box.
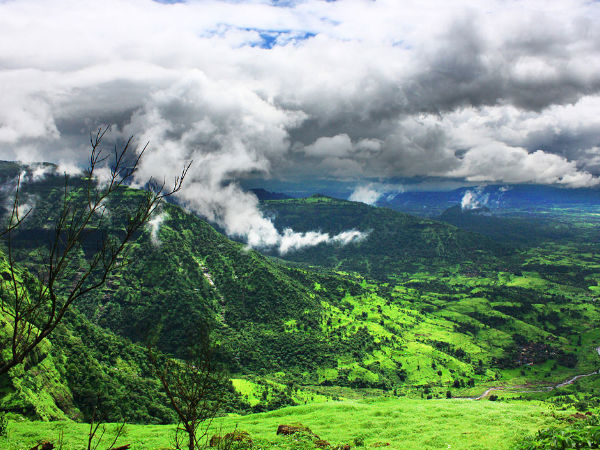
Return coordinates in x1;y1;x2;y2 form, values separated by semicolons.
1;162;599;432
260;195;507;278
438;205;579;246
0;249;177;423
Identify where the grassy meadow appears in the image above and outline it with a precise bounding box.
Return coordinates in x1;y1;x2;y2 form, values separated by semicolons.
0;397;560;450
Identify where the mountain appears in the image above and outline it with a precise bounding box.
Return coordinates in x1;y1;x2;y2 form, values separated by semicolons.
380;184;600;216
249;188;293;201
0;164;369;417
0;248;179;423
0;166;330;361
1;162;599;427
438;204;588;246
260;195;507;279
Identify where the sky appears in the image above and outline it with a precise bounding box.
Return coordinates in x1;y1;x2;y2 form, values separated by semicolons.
1;0;600;248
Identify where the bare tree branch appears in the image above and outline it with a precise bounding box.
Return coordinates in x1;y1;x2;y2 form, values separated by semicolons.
87;403;127;450
147;340;224;450
0;174;32;239
0;126;190;375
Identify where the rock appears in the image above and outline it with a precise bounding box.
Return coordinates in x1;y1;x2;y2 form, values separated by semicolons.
29;442;54;450
225;430;252;442
210;430;252;447
229;431;253;447
315;440;331;448
276;424;313;436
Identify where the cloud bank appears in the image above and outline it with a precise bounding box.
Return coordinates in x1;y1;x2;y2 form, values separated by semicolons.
461;188;489;211
1;0;600;248
279;228;368;255
349;183;404;205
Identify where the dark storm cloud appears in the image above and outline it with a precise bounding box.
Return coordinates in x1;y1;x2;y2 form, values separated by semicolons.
1;0;599;246
408;13;600;113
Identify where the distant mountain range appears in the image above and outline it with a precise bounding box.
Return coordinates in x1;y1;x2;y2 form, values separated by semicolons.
437;204;578;245
381;184;600;216
246;183;600;218
249;188;293;201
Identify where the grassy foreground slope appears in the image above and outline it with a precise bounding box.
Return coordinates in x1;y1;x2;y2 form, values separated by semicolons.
0;397;559;450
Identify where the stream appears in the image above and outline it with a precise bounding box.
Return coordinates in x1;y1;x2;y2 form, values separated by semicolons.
463;346;600;401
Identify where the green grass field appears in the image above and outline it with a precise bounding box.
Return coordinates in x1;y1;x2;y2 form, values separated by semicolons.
0;398;560;450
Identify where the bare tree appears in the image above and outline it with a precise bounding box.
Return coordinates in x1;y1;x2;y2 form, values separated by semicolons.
0;126;190;375
86;404;128;450
147;342;225;450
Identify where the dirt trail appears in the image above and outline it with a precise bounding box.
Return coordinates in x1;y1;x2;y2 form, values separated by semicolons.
461;346;600;401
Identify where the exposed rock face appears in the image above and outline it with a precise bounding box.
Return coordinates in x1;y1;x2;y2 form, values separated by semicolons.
276;424;313;435
29;442;54;450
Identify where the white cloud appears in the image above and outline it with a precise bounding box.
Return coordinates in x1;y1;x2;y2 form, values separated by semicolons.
349;182;405;205
332;229;369;246
57;161;83;177
304;134;353;158
147;210;168;246
447;143;598;188
461;188;488;210
1;0;600;248
278;227;368;254
349;185;382;205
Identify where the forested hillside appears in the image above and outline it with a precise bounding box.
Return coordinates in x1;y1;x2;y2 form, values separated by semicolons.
260;195;506;278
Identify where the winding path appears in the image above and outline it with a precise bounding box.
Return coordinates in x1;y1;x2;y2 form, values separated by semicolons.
462;346;600;401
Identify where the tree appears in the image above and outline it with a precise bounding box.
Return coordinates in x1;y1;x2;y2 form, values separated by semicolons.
86;402;128;450
147;339;225;450
0;127;190;375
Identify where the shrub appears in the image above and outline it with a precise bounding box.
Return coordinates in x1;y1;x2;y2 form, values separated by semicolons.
0;413;7;437
353;434;366;447
516;416;600;450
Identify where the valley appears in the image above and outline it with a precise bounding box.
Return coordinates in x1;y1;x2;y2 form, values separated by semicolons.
1;1;600;448
0;163;599;450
